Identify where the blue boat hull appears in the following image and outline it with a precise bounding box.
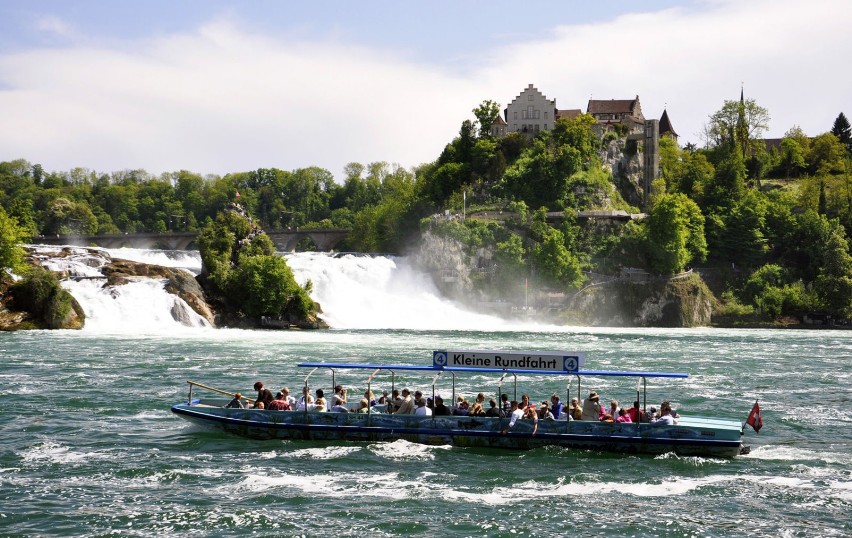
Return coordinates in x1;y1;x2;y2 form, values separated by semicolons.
171;400;744;457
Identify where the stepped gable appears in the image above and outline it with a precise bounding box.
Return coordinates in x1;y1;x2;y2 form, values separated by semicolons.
506;83;556;109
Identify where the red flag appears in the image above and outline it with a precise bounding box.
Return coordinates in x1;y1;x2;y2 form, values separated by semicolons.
746;401;762;433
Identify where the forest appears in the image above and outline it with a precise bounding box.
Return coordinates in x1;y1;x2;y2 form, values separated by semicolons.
1;99;851;324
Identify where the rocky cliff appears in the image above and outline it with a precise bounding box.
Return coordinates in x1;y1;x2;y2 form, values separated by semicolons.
563;273;714;327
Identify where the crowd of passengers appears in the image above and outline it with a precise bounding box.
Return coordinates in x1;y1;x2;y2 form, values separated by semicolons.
224;382;679;426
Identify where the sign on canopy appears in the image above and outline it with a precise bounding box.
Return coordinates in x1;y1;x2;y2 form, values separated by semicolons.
433;350;585;373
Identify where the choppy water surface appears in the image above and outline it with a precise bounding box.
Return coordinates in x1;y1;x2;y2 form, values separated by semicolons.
2;327;850;537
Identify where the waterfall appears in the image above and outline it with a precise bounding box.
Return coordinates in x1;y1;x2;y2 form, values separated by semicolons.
28;245;522;332
30;245;210;334
285;252;513;330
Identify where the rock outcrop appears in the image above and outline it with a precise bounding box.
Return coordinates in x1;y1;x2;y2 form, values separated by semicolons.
565;273;714;327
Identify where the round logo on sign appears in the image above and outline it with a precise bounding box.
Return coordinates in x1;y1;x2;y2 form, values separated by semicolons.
434;352;448;367
563;356;578;371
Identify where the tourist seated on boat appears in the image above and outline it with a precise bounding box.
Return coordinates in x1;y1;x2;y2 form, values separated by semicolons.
355;398;370;413
501;401;522;434
279;387;296;407
364;389;377;407
432;396;451;416
330;385;348;412
520;394;535;412
414;398;432;416
538;402;555;420
608;400;622;420
255;402;265;410
378;390;389;405
468;399;485;416
453;400;470;416
254;381;275;409
601;413;614;423
395;388;416;415
387;389;401;413
523;403;539;435
314;389;327;412
295;387;314;410
626;401;642;423
616;408;632;423
485;398;501;417
581;392;602;421
225;392;246;408
550;394;564;420
650;402;677;426
500;394;511;417
267;392;292;411
569;398;582;421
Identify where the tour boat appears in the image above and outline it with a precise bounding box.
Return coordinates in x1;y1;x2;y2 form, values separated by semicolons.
171;350;752;457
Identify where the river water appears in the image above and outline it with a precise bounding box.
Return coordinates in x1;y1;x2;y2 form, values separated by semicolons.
1;250;851;537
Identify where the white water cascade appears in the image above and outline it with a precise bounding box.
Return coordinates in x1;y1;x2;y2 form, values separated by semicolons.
34;245;210;334
285;252;514;330
31;245;524;332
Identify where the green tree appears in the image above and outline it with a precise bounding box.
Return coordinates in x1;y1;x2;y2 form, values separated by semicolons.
831;112;851;153
0;206;29;273
472;100;501;139
226;255;314;318
645;193;707;274
808;133;846;175
702;96;770;160
814;223;852;318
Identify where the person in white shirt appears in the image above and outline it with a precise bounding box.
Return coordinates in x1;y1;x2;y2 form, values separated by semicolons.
608;400;621;421
651;402;677;426
295;387;313;411
279;387;297;408
502;401;525;434
414;398;432;416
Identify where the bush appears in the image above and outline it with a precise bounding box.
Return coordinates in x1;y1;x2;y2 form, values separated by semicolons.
11;266;77;327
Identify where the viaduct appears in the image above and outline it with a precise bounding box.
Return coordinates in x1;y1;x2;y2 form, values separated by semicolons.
33;229;351;252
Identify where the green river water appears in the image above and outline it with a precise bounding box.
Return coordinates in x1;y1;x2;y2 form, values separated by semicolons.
2;326;850;537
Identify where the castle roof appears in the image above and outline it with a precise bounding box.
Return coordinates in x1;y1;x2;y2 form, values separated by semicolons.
587;97;640;115
659;109;678;137
556;109;582;120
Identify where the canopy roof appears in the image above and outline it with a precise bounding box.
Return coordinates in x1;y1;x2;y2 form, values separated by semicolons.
296;361;688;379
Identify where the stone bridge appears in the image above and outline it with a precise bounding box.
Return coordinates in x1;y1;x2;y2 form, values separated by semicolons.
33;228;351;252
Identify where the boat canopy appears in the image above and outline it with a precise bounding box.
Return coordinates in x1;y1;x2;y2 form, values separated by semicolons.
295;361;688;379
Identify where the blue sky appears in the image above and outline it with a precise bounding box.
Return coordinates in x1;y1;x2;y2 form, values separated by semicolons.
1;0;850;179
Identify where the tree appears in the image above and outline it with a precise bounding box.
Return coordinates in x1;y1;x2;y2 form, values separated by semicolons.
815;223;852;318
808;133;846;175
472;100;501;139
645;193;707;274
226;255;313;318
702;96;770;161
0;206;29;273
532;226;583;289
831;112;851;153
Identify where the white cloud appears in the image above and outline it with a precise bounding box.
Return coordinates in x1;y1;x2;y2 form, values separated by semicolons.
35;15;77;40
0;0;850;179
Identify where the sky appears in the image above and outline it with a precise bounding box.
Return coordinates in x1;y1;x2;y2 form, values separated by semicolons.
1;0;850;181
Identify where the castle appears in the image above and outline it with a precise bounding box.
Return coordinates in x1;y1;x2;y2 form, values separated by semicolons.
491;83;678;207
